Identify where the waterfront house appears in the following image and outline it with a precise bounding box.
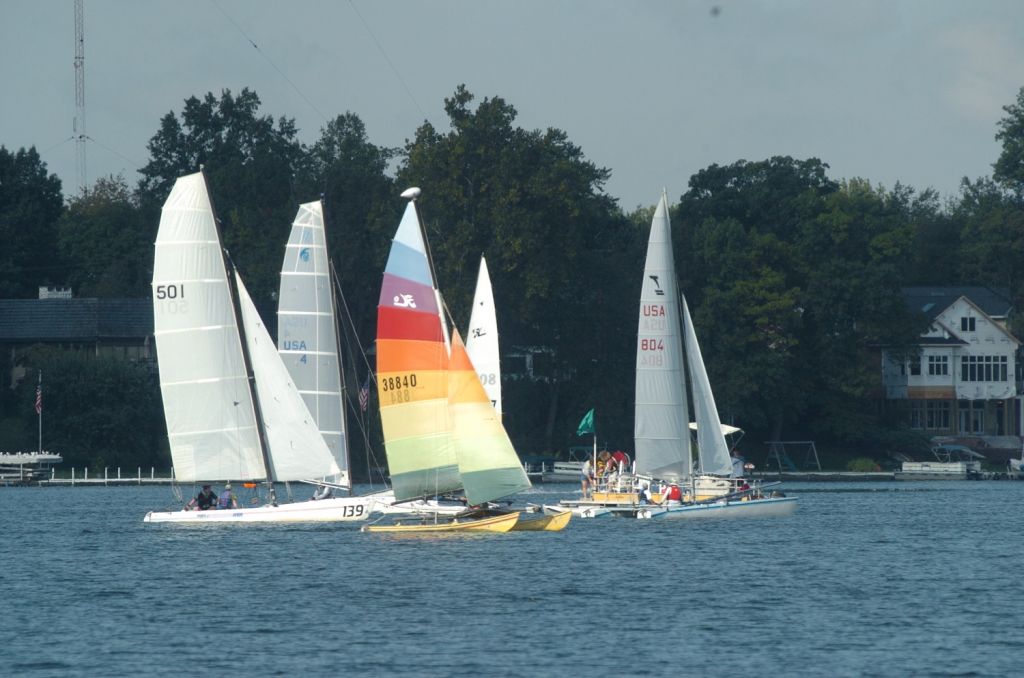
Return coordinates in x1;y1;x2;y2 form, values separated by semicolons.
0;287;152;387
881;287;1021;439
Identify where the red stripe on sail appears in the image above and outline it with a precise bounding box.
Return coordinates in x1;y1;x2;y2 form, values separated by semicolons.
377;305;444;342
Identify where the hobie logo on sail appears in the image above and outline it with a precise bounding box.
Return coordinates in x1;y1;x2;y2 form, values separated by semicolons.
393;293;417;308
299;248;311;262
649;275;665;296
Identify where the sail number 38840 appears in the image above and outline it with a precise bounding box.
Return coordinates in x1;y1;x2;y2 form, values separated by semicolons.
382;373;418;404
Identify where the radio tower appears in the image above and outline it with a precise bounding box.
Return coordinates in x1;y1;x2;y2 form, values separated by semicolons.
73;0;87;194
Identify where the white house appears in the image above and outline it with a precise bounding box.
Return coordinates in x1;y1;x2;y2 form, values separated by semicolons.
882;287;1020;437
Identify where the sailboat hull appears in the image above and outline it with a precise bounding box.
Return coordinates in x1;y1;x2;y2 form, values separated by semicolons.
636;496;798;520
511;509;571;531
143;496;377;523
361;510;520;533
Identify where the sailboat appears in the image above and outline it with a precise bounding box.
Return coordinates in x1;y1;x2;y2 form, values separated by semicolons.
550;191;796;520
362;188;569;533
277;199;462;517
465;256;501;416
277;200;351;492
144;171;376;523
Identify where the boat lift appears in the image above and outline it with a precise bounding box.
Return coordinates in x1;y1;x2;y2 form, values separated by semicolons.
764;441;821;472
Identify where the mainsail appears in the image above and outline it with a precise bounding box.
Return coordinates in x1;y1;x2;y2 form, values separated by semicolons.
277;201;350;487
152;172;264;481
376;200;459;501
465;256;501;416
634;193;691;482
682;297;733;476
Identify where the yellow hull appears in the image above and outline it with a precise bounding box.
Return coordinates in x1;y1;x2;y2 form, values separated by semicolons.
362;511;520;533
511;510;572;532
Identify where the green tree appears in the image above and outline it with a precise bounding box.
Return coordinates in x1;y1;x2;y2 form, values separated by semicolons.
993;85;1024;196
396;85;637;450
954;177;1024;307
57;175;150;298
0;146;64;297
137;88;304;304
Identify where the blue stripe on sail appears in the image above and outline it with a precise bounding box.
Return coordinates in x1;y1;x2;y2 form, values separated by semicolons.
385;240;433;288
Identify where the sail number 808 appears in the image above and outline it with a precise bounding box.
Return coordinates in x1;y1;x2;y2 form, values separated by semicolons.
381;374;418;392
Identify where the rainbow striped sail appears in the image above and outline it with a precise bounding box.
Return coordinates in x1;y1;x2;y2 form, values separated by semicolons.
377;200;458;501
377;192;530;504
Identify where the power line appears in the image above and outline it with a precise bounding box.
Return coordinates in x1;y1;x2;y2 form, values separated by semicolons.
346;0;428;122
209;0;330;124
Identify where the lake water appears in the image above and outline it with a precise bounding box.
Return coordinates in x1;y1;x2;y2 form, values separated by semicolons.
1;481;1022;676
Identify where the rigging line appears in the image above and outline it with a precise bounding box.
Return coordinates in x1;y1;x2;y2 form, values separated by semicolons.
83;136;143;169
208;0;329;124
346;0;429;122
38;136;75;155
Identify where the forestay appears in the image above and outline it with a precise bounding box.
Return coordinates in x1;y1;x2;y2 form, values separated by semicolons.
152;172;264;482
277;201;350;487
634;193;691;482
682;297;732;476
466;256;502;416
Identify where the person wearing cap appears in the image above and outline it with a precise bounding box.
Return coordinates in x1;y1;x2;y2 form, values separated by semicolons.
217;483;238;509
188;484;217;511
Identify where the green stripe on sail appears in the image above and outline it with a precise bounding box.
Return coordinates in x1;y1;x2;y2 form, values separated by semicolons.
390;464;461;502
461;466;531;507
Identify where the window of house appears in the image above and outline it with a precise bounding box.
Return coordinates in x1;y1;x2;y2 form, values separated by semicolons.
960;355;1009;382
960;317;976;332
926;401;950;429
909;402;926;430
927;355;948;376
958;400;985;434
909;358;921;376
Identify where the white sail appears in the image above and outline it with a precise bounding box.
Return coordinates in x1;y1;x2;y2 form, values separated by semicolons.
152;172;265;482
634;193;691;482
466;256;502;416
682;297;732;476
277;201;350;487
236;271;342;482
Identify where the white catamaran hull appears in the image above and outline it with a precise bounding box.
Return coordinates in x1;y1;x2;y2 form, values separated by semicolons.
368;489;467;516
637;496;798;520
143;496;376;523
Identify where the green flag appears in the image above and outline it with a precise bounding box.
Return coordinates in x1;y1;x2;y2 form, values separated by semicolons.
576;408;595;437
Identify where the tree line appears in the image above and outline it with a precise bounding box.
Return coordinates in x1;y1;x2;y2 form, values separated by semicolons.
2;84;1023;473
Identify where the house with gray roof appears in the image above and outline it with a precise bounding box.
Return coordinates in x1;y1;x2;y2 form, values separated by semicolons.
0;288;153;387
882;287;1021;438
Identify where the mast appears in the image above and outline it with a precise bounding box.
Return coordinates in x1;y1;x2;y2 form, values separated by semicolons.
202;168;277;502
323;198;353;494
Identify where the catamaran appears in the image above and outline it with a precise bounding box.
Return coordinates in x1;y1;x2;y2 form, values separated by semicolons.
277;198;463;518
548;191;797;520
144;171;376;523
362;188;569;533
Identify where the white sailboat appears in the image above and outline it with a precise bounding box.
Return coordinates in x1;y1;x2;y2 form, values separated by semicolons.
144;171;375;523
465;256;501;416
277;200;351;492
551;191;796;520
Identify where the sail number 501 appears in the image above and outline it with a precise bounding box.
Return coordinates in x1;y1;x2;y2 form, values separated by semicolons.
155;284;185;299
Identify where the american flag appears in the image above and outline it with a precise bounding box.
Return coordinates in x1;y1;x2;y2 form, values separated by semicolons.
34;376;42;415
358;375;371;412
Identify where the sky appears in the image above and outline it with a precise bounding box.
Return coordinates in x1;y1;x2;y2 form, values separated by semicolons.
2;0;1023;210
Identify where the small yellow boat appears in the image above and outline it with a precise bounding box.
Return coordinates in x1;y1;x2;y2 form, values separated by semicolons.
511;509;572;532
362;510;520;534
